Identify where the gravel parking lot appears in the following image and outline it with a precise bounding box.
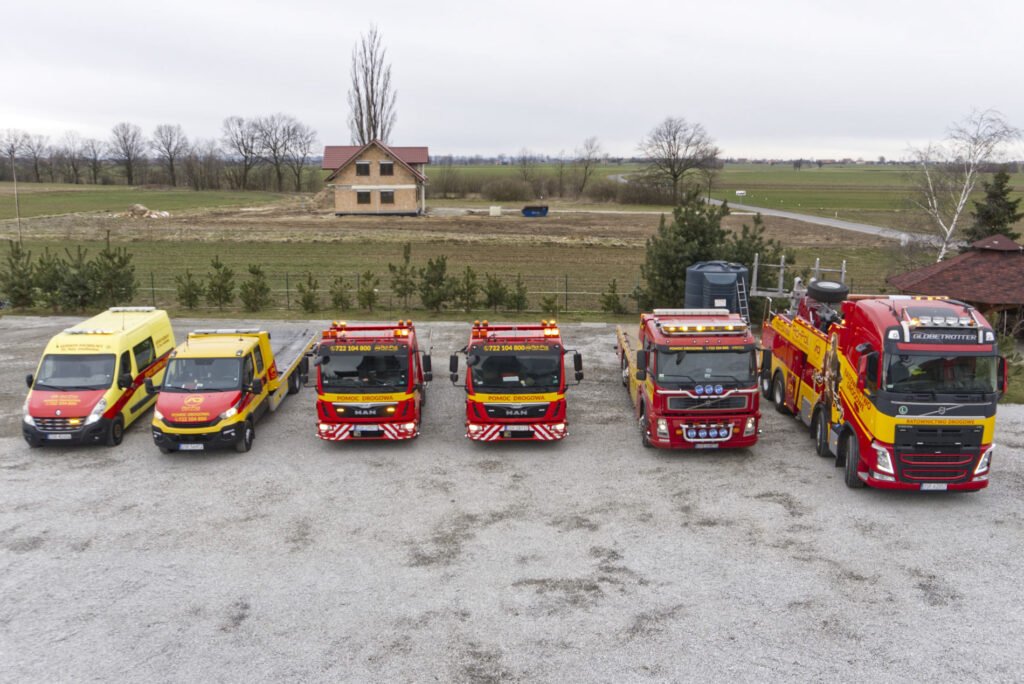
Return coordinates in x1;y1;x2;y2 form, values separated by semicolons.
2;316;1022;682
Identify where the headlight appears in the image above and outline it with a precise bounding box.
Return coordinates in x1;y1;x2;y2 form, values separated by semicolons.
154;408;164;422
871;441;894;474
23;397;35;426
468;424;483;434
218;406;238;422
402;422;417;431
975;445;994;474
85;398;107;425
743;416;756;436
656;418;669;438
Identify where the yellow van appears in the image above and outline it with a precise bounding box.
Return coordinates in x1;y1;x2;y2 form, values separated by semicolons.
23;307;176;447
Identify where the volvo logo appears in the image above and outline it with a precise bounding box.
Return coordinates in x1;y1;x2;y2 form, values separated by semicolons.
898;405;908;415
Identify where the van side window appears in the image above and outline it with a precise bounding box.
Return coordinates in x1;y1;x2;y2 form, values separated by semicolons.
243;356;255;386
133;337;155;370
120;351;133;378
254;346;265;375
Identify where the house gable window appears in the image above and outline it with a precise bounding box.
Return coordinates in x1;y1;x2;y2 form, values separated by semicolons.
380;161;394;176
355;161;370;177
357;191;371;204
381;191;395;204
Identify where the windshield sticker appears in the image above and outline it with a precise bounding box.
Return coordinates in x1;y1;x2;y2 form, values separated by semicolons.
328;343;402;353
480;344;552;352
667;345;748;351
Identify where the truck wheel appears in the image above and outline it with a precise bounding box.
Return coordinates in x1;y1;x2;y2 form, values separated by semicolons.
760;351;773;399
807;280;849;304
812;408;831;457
235;420;254;453
772;372;789;415
106;416;125;447
843;432;865;488
638;409;652;448
287;372;301;395
621;355;629;387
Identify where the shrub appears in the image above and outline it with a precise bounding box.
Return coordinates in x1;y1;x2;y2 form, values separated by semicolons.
206;256;235;310
330;275;351;311
482;273;509;312
296;272;320;313
175;269;204;310
34;248;66;311
419;255;454;312
92;233;137;307
600;278;628;314
508;273;529;312
0;240;35;308
59;247;95;311
453;266;480;312
356;270;379;311
239;264;273;312
481;178;534;202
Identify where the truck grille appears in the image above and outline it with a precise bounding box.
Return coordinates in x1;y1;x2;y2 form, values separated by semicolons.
484;404;549;419
333;403;395;419
893;425;982;484
163;418;219;429
34;417;82;432
668;396;747;411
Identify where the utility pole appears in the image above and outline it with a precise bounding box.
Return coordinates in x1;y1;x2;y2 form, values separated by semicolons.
8;151;22;244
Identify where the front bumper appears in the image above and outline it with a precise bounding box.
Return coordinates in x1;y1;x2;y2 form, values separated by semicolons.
152;424;242;452
862;472;990;492
649;414;759;450
23;418;111;447
317;421;419;441
465;422;567;442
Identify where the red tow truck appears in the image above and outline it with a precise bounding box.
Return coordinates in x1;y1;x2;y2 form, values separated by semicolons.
761;281;1006;491
616;309;761;449
313;320;432;441
449;320;583;442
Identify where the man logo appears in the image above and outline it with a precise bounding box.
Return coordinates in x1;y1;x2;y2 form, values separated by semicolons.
898;405;908;415
183;396;204;407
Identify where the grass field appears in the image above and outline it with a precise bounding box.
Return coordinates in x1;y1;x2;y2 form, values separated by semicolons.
0;184;287;220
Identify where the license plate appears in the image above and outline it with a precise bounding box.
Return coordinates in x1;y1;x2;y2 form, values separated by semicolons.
355;428;381;436
178;443;204;451
505;425;532;432
921;483;948;491
695;443;719;449
46;433;72;440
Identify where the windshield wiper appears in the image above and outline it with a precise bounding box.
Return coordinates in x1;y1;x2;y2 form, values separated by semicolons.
45;384;106;391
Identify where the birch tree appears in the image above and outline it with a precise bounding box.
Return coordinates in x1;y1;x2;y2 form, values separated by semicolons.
347;25;397;144
909;109;1019;261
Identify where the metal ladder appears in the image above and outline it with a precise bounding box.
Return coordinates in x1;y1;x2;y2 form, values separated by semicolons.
736;278;750;323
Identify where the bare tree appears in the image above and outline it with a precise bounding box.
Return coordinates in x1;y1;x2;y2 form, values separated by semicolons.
61;131;84;184
183;139;225;191
221;116;263;190
109;122;145;185
517;147;538;185
432;155;461;199
254;114;292;191
83;138;105;184
638;117;719;204
284;120;317;192
347;25;397;144
908;109;1020;261
573;136;602;197
151;124;189;187
23;134;50;182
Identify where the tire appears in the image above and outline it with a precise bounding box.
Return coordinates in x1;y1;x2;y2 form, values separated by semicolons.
811;408;831;457
287;372;301;395
807;280;849;304
843;432;865;488
638;408;652;448
621;355;629;387
772;372;789;415
760;350;772;399
235;420;254;453
106;416;124;447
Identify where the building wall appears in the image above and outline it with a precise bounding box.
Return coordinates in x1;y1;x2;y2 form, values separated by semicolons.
329;144;423;214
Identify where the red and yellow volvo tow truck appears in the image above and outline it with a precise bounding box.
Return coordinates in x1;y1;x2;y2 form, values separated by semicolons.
761;281;1007;491
617;309;760;449
449;320;583;442
314;320;432;441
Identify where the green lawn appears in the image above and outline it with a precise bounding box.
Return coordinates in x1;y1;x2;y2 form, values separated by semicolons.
0;184;287;220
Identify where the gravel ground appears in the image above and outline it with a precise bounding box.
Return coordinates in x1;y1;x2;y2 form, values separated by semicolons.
1;316;1022;683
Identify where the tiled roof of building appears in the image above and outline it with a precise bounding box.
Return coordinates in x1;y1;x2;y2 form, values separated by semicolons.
322;143;429;170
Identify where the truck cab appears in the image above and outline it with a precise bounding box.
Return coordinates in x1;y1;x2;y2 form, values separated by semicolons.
450;320;582;442
618;309;760;449
314;320;431;441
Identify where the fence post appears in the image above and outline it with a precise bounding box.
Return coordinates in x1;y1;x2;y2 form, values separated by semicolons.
150;272;156;307
285;272;290;310
564;274;569;313
636;274;641;314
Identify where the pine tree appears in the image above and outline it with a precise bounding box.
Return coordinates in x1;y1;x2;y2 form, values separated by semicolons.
59;246;95;311
540;295;559;317
1;240;35;308
388;242;417;309
239;264;273;312
600;278;627;314
453;265;480;312
330;275;352;311
507;273;529;312
92;232;137;307
34;248;67;311
206;256;236;310
356;270;379;311
482;273;509;312
964;171;1022;246
296;272;320;313
419;255;454;312
174;269;204;309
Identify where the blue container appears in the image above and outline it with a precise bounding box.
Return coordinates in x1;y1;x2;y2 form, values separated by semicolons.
521;205;549;217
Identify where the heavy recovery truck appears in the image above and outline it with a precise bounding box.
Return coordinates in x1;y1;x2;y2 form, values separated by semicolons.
617;309;761;449
313;320;432;441
148;328;315;453
761;281;1007;491
449;320;583;441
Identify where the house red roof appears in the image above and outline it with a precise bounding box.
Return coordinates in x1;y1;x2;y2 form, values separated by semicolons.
322;143;429;170
886;234;1024;306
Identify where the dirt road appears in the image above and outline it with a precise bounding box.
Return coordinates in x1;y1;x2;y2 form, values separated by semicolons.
1;317;1021;682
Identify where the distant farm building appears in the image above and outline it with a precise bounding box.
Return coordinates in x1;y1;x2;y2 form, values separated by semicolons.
322;141;429;216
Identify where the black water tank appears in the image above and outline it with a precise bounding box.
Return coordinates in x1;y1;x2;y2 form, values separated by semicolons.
684;261;749;313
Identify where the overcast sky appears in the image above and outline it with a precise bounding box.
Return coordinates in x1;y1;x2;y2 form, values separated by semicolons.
4;0;1023;160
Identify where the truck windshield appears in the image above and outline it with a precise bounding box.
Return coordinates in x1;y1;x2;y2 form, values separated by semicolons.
656;349;757;386
163;358;242;392
469;351;562;392
320;351;409;391
34;354;116;390
885;353;997;394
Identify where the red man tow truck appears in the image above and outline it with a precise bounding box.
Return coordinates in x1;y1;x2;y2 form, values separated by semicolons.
761;280;1007;491
313;320;432;441
617;309;761;449
449;320;583;442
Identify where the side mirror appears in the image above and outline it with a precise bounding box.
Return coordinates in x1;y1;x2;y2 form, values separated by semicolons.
251;378;264;395
573;352;583;382
999;356;1008;394
635;350;647;382
449;354;459;384
144;378;155;395
25;374;33;389
423;354;433;382
299;357;309;384
117;372;133;390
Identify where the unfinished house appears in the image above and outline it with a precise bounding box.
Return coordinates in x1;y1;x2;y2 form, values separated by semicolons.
322;141;429;216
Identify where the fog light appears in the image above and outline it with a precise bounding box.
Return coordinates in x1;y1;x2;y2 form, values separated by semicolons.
698;429;708;438
319;423;330;431
871;471;896;482
656;418;669;438
686;429;696;439
704;385;713;395
695;385;704;395
743;416;756;436
551;423;566;433
715;385;724;394
402;422;417;432
468;424;483;434
871;441;894;474
975;445;994;474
